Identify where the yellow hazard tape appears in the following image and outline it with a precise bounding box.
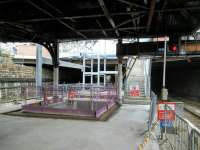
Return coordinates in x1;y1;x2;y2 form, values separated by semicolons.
137;121;159;150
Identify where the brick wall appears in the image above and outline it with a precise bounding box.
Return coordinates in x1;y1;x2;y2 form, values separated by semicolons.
0;55;53;81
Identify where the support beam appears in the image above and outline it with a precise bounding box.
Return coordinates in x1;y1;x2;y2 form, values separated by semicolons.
116;14;145;28
53;43;59;87
78;26;147;32
115;0;149;10
97;55;100;85
82;54;86;85
27;0;87;39
98;0;120;37
35;44;42;97
146;0;156;33
161;37;168;100
53;67;59;87
118;57;123;104
104;58;106;86
96;19;108;37
90;59;93;84
18;12;148;23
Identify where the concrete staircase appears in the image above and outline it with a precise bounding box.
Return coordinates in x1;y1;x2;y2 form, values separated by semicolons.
123;57;151;105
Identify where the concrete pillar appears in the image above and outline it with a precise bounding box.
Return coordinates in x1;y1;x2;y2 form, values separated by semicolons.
91;59;93;84
53;67;59;87
118;57;123;104
36;44;42;97
53;43;59;87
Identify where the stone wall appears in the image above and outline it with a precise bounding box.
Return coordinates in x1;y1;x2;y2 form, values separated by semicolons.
0;54;53;103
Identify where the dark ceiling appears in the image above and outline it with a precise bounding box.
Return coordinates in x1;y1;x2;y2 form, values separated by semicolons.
0;0;200;43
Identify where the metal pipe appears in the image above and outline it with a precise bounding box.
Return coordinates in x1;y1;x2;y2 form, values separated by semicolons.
104;58;106;86
91;59;93;84
82;54;85;85
97;55;100;85
162;37;167;87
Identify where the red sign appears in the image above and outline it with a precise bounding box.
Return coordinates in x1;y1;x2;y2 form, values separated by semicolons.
68;90;76;98
129;85;140;97
157;102;175;121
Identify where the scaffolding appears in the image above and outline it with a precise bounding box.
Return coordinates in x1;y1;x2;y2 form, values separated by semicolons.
82;53;118;86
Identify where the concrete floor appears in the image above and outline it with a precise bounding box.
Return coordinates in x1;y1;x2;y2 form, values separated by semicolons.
0;104;158;150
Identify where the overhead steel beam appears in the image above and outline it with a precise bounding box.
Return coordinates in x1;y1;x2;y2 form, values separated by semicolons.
41;0;63;15
18;11;147;23
96;19;108;37
5;22;34;33
16;5;200;23
98;0;120;37
27;0;87;39
41;0;75;22
155;6;200;13
116;14;144;28
155;0;167;33
78;26;147;32
0;0;17;4
115;0;149;10
181;9;197;25
146;0;156;33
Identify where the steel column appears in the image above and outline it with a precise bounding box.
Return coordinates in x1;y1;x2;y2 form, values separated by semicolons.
90;59;93;84
53;43;59;87
104;58;106;86
97;55;100;85
118;57;123;104
35;44;42;97
82;54;85;84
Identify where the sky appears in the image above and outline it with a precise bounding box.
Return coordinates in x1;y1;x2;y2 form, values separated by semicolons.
59;40;117;58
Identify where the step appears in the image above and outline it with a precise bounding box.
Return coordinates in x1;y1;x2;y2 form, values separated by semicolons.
123;99;151;105
125;96;150;100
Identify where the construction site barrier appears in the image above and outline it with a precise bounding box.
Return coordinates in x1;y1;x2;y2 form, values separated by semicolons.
163;104;200;150
0;86;40;103
22;84;118;118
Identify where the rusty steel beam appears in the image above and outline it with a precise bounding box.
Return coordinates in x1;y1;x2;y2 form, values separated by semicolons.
27;0;87;39
98;0;120;37
78;26;147;32
146;0;156;33
115;0;149;10
96;19;108;37
116;14;144;28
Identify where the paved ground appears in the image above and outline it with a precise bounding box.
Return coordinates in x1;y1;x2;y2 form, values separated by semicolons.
0;104;159;150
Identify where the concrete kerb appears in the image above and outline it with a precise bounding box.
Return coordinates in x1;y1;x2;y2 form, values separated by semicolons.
0;99;42;113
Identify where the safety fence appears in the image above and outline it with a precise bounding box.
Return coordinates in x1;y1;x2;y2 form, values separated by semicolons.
162;104;200;150
22;84;118;118
0;82;51;103
0;86;39;103
148;91;157;132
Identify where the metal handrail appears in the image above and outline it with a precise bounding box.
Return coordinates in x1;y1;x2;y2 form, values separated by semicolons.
126;56;138;79
163;104;200;150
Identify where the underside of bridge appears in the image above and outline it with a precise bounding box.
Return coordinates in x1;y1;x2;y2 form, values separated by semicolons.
1;0;200;98
1;0;200;42
0;0;200;65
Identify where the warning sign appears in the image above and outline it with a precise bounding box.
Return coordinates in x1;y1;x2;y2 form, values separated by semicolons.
68;90;76;98
157;102;175;121
129;85;140;97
